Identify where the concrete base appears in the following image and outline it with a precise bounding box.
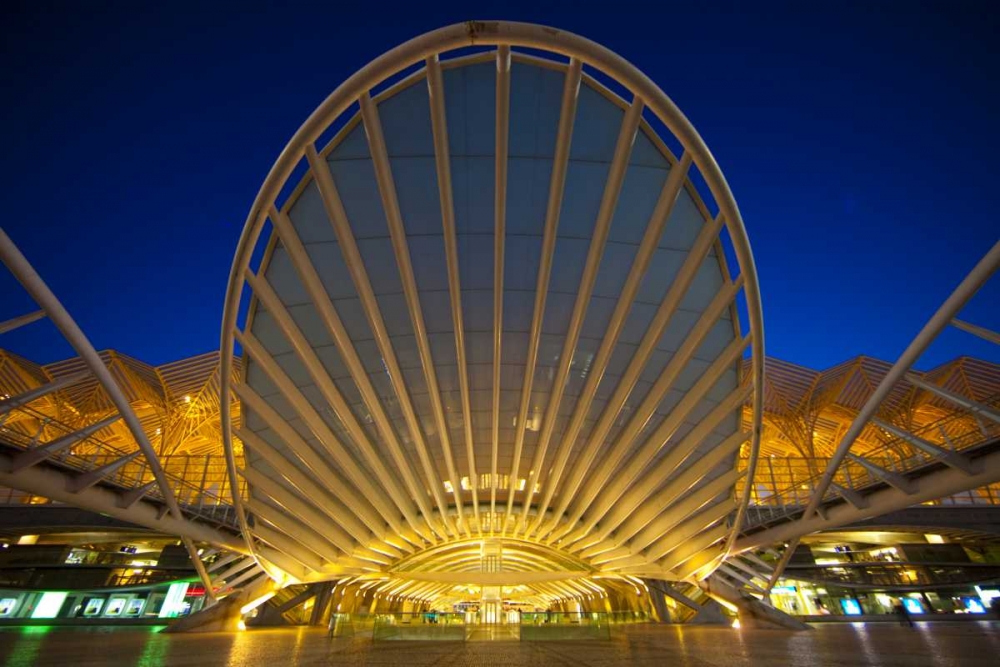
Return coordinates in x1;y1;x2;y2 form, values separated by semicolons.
687;599;730;625
700;575;811;631
644;579;673;622
161;595;240;633
163;579;275;633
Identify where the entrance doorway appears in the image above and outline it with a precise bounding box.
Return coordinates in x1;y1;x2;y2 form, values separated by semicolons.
467;600;519;641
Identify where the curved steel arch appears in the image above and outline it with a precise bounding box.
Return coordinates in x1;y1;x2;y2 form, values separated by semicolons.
220;21;765;586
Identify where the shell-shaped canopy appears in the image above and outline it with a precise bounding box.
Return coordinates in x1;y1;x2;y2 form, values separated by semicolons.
222;22;762;593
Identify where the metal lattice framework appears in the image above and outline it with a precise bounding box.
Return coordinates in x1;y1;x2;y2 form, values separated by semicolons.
0;349;243;459
730;240;1000;595
751;356;1000;459
219;21;766;587
0;229;256;602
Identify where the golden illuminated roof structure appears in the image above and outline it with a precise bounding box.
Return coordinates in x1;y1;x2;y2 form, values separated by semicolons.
0;348;240;458
3;348;994;492
219;21;765;586
753;356;1000;459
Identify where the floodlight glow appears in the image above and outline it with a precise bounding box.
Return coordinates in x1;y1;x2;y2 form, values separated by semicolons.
240;591;275;615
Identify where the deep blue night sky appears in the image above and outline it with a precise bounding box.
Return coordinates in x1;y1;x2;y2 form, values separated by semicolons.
1;1;997;371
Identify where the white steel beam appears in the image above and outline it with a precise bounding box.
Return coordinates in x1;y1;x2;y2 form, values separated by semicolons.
904;374;1000;425
670;542;729;580
527;152;694;537
872;417;980;475
358;91;463;536
830;482;868;510
262;208;439;543
515;96;644;535
659;519;730;572
554;328;748;544
845;453;916;494
952;318;1000;346
0;229;221;598
427;52;480;534
623;469;742;556
207;552;242;574
220;563;266;591
249;499;382;573
566;377;750;548
237;328;430;535
489;45;513;534
717;564;766;593
231;383;409;538
0;451;246;551
211;557;255;585
215;22;768;583
246;268;414;541
252;521;325;573
240;466;360;556
736;445;1000;552
246;497;339;565
302;148;451;540
242;265;420;533
502;57;584;535
599;429;749;548
764;537;800;592
9;414;121;472
235;426;387;546
538;213;727;539
116;480;157;510
254;543;311;582
0;309;45;334
65;451;140;493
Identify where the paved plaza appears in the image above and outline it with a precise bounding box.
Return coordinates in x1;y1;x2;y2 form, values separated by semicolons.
1;622;998;666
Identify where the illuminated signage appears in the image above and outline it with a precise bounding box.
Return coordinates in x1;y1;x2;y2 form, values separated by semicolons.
0;598;17;617
31;592;68;619
158;583;190;618
964;598;985;614
903;598;922;614
840;599;862;615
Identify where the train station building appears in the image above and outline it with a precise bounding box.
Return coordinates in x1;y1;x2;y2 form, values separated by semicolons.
0;22;998;643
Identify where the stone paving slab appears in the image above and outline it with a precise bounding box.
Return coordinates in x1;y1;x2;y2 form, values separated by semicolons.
0;622;998;666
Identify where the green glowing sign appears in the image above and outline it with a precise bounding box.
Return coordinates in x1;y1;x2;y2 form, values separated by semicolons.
30;592;68;619
158;582;190;618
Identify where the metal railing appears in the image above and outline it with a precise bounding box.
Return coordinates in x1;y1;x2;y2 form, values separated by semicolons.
784;561;1000;589
0;404;246;530
372;612;467;641
329;610;644;641
737;394;1000;530
520;611;612;640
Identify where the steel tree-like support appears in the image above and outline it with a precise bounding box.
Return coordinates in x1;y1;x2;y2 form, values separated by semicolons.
0;228;232;601
736;240;1000;562
799;240;1000;524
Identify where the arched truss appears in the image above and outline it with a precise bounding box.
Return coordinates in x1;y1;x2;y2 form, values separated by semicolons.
220;21;765;587
733;240;1000;593
0;229;249;600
